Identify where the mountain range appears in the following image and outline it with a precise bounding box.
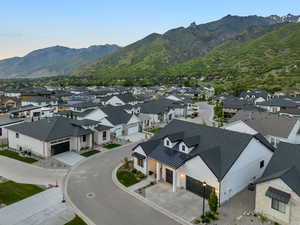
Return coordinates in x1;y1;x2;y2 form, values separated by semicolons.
72;14;300;80
0;13;299;81
0;44;120;78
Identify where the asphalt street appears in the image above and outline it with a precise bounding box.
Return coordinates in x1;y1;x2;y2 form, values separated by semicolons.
66;143;181;225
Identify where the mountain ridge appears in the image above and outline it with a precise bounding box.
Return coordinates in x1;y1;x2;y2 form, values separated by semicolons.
0;44;121;78
72;14;300;79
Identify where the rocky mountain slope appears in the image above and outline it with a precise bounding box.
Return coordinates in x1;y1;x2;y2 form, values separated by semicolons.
0;44;121;78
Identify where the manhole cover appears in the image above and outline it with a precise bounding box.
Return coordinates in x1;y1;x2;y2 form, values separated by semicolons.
86;192;95;198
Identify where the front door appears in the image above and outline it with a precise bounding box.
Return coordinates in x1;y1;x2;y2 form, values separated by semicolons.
165;168;173;184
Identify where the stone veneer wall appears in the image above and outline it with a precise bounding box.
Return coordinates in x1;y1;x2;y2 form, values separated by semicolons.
255;178;300;225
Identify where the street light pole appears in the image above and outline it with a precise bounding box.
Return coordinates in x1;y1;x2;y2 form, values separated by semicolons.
202;181;207;216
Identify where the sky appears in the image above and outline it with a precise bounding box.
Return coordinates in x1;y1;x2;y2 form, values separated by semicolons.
0;0;299;59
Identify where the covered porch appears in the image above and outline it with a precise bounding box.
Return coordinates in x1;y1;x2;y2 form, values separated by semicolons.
133;155;218;198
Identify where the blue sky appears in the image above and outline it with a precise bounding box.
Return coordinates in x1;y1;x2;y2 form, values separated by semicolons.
0;0;299;59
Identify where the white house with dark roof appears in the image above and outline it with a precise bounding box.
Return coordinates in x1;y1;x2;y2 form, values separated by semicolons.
63;105;141;139
0;116;24;142
6;117;93;158
105;93;138;106
255;142;300;225
132;120;274;204
224;110;300;147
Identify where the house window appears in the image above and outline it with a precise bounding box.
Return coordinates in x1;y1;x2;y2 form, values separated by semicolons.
0;128;2;136
103;131;107;141
271;199;286;213
182;145;186;152
166;140;170;146
138;159;144;167
260;160;265;168
82;135;86;142
16;133;19;138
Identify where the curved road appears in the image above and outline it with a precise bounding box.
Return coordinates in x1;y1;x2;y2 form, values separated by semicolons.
66;143;181;225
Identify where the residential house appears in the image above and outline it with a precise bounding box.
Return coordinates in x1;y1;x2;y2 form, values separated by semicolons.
255;142;300;225
6;117;93;158
139;98;186;126
223;110;300;147
9;105;54;120
0;116;24;144
256;97;299;113
132;120;274;204
105;93;138;106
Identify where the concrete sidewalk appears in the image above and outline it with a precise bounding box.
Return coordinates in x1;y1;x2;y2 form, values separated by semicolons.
0;188;74;225
0;156;67;187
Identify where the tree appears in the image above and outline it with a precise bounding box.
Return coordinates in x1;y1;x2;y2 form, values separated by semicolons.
214;102;223;120
208;191;218;214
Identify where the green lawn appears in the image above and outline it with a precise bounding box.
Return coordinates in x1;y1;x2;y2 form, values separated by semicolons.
0;181;44;205
80;150;100;157
65;215;87;225
149;128;161;134
103;143;121;149
0;150;37;163
117;170;139;187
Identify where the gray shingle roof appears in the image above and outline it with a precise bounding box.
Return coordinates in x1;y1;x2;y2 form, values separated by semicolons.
228;110;299;138
257;98;299;107
95;124;112;131
256;142;300;196
136;120;273;180
99;106;132;125
140;98;184;114
0;117;24;126
115;93;137;103
7;117;92;142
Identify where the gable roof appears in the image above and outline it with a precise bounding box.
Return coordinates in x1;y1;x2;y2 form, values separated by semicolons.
140;98;184;114
99;106;132;125
256;98;299;107
115;93;137;103
228;110;299;138
6;117;92;142
0;117;24;126
136;119;273;181
256;142;300;196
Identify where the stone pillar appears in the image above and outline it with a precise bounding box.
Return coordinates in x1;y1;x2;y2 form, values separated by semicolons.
156;161;160;182
173;170;177;192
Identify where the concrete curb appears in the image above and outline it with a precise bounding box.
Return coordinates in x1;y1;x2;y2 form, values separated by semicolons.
64;142;140;225
112;164;193;225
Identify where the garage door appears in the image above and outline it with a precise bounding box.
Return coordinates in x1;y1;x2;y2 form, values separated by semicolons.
186;176;214;199
128;125;138;135
165;168;173;184
51;141;70;156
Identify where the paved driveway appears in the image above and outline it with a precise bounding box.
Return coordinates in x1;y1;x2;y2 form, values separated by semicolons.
53;152;85;166
66;143;181;225
0;156;67;187
0;187;74;225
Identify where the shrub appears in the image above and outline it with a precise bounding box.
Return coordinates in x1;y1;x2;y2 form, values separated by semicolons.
208;191;219;214
122;157;131;170
137;171;145;179
132;168;138;174
200;214;210;224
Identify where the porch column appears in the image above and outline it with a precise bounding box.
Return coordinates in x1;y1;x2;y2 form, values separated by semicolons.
156;161;160;182
172;170;177;192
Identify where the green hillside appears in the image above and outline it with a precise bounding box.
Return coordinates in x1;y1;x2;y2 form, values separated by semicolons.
164;23;300;90
72;15;280;78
